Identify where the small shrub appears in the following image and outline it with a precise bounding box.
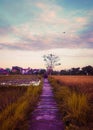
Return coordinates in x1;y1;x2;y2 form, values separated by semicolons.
67;93;89;125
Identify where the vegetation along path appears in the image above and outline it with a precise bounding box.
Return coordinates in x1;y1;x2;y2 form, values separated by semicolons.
29;78;64;130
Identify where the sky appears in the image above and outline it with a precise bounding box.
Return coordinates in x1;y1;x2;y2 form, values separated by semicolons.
0;0;93;70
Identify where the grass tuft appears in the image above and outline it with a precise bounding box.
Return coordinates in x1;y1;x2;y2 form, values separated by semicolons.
0;83;42;130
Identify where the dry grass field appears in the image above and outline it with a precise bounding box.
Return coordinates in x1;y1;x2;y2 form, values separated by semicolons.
0;75;42;130
0;85;27;111
49;76;93;130
52;76;93;101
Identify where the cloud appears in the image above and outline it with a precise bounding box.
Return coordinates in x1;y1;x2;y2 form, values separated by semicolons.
34;1;65;25
0;1;93;51
0;26;12;36
0;31;92;51
0;18;93;51
78;14;93;48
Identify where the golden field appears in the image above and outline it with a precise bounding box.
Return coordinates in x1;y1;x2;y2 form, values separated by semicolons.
49;76;93;130
0;75;42;130
52;76;93;101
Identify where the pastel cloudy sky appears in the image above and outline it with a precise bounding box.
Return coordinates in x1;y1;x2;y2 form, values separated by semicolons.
0;0;93;70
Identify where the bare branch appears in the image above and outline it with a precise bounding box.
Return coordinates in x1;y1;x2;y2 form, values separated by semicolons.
43;54;61;74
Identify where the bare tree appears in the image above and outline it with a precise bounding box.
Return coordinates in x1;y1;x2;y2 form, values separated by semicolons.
43;54;61;75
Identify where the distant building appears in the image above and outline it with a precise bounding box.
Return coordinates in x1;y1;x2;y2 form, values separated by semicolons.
0;68;9;75
11;66;22;74
21;68;31;74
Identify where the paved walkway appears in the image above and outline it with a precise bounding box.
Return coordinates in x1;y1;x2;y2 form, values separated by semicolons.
29;79;64;130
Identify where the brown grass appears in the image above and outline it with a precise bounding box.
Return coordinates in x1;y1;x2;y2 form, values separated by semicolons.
52;76;93;100
49;76;93;130
0;75;40;111
0;86;27;111
0;75;42;130
0;75;38;81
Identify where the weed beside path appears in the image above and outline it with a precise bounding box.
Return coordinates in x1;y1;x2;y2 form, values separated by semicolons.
49;76;92;130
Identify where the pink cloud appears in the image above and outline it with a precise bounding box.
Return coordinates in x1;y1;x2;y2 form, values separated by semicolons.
88;37;93;42
76;17;87;23
36;2;46;10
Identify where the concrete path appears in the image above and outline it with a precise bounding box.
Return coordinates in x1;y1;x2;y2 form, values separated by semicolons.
29;79;64;130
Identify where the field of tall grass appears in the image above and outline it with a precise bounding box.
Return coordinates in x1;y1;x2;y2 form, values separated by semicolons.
0;86;27;111
49;76;93;130
0;75;42;130
52;76;93;98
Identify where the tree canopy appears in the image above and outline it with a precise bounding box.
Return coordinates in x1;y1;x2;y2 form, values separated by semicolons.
43;54;61;74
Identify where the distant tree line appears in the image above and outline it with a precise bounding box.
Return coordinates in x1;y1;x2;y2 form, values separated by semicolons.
54;65;93;75
0;66;46;75
0;65;93;75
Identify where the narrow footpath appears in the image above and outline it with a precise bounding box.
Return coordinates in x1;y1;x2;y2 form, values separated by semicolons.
29;79;64;130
